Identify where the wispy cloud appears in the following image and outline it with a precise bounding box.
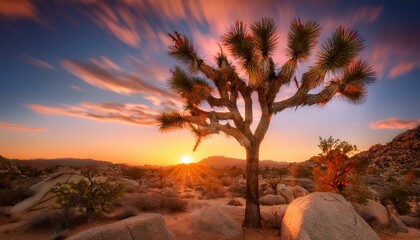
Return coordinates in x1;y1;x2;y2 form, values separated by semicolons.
70;85;84;91
370;118;420;129
28;102;157;126
0;0;38;20
0;121;46;132
61;57;181;109
388;61;418;79
22;54;54;69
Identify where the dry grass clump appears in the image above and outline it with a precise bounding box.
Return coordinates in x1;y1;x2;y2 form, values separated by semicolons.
227;198;242;206
262;207;283;230
227;183;246;198
136;193;187;212
181;193;195;199
111;206;138;220
0;186;33;206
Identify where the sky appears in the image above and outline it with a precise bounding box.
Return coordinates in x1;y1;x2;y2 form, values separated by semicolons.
0;0;419;166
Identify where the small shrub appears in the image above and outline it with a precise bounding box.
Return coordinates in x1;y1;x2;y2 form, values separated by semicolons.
181;193;195;198
136;193;187;212
137;193;162;211
52;178;125;215
220;176;232;187
227;198;242;206
381;183;412;215
112;207;138;220
0;187;33;206
263;207;282;229
228;183;246;198
161;197;187;212
266;178;281;189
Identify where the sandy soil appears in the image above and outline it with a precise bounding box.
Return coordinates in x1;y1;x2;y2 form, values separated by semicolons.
0;196;418;240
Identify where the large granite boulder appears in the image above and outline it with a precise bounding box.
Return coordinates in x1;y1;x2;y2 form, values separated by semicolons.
190;205;243;240
260;194;286;206
291;186;309;198
281;192;380;240
276;184;295;203
353;199;390;231
67;214;174;240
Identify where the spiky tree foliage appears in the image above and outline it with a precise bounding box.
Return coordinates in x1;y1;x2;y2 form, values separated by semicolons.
158;18;375;228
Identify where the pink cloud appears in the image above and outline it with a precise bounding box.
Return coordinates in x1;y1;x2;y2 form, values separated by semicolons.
22;54;54;69
70;85;84;91
28;102;157;126
388;61;417;79
0;0;38;20
370;118;420;129
61;58;180;104
0;121;46;132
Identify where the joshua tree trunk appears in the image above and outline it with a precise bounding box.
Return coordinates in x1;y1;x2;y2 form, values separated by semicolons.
244;143;262;228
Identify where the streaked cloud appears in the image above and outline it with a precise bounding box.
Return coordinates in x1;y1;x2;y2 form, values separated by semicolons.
28;102;157;126
22;54;54;69
388;61;418;79
0;0;38;20
70;85;84;91
0;121;46;132
61;57;181;108
370;118;420;129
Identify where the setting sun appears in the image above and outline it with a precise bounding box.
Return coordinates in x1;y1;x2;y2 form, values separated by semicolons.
181;155;193;164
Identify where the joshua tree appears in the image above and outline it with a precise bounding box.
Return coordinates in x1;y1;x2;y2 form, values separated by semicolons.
157;18;375;228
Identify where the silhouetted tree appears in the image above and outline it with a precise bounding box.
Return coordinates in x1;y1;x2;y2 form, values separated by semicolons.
158;18;375;228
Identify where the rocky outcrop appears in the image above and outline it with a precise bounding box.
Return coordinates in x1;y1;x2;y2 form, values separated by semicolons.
353;199;390;231
190;206;243;240
67;214;174;240
11;172;82;216
291;186;309;198
276;184;295;204
281;192;380;240
356;126;420;172
260;194;286;205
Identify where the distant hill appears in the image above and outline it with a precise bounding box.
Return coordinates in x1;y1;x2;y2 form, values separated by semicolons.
197;155;289;168
4;157;112;168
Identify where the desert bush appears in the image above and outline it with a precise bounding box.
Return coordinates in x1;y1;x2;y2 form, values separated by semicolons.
26;210;75;235
381;183;412;215
52;178;125;215
228;183;246;198
112;207;138;220
263;207;283;229
194;186;205;191
290;165;312;179
341;174;372;204
181;193;195;198
0;186;33;206
123;167;146;185
136;193;162;211
220;176;232;187
161;197;187;211
227;198;242;206
266;178;281;189
136;193;187;212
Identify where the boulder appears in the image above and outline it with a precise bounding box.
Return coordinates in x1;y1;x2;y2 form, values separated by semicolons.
11;173;83;216
260;194;286;206
276;184;295;203
191;206;243;240
389;213;409;233
291;186;309;198
353;199;390;231
281;192;380;240
67;214;174;240
262;187;276;196
399;215;420;228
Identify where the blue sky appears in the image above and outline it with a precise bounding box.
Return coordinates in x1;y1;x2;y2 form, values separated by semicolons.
0;0;419;165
